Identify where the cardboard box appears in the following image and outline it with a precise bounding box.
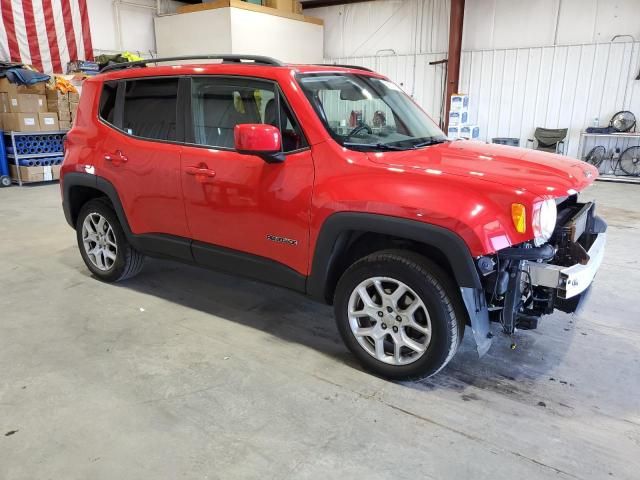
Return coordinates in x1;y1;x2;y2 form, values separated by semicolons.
450;94;469;112
460;125;480;140
59;120;72;130
10;164;60;183
69;101;78;121
265;0;293;12
47;98;69;114
39;112;59;131
0;92;9;113
7;93;19;112
10;93;47;113
448;110;468;126
1;112;40;132
46;90;69;112
58;109;71;121
67;91;80;102
0;77;46;96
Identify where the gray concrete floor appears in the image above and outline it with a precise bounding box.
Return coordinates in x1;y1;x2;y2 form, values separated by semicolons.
0;181;638;480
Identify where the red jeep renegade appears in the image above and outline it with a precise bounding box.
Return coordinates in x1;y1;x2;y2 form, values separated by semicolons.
61;55;607;380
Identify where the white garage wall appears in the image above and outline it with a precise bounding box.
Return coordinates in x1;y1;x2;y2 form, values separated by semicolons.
86;0;185;56
308;0;450;58
460;41;640;157
309;0;640;158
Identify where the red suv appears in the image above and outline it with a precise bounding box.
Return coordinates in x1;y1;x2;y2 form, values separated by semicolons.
61;55;607;380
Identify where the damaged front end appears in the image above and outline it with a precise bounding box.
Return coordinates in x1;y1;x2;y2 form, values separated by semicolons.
477;195;607;335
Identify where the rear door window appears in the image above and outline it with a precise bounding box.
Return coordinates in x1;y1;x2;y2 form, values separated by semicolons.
122;78;179;142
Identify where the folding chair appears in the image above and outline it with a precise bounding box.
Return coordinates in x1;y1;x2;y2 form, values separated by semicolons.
526;128;568;154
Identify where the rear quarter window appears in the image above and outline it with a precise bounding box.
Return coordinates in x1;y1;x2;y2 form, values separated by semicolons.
99;81;118;125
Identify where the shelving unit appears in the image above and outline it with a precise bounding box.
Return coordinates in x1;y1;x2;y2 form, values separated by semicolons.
3;130;66;186
576;131;640;183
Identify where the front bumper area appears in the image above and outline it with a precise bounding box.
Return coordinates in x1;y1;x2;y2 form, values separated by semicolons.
479;198;607;333
526;231;606;300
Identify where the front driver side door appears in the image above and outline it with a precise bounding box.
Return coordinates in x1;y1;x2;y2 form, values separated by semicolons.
180;76;314;281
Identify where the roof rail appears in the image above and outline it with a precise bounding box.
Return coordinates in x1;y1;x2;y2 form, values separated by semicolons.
100;55;285;73
317;63;374;72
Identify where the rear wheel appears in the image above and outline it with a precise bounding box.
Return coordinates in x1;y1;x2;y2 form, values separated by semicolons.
334;250;463;380
76;198;144;282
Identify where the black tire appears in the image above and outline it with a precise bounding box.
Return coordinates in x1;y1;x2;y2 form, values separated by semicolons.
76;197;144;282
334;250;464;381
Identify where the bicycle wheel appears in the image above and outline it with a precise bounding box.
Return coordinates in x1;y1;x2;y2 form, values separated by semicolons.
584;146;606;168
619;146;640;176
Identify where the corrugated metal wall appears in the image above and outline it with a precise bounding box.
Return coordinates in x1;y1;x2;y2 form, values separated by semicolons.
460;41;640;158
326;40;640;158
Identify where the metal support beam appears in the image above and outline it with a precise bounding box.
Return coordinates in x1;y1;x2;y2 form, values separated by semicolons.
444;0;465;131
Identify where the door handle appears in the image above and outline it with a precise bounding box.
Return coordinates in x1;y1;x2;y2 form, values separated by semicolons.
185;166;216;178
104;150;128;164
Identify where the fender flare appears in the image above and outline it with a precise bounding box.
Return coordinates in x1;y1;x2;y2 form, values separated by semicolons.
307;212;482;299
62;172;192;261
62;172;133;235
306;212;491;356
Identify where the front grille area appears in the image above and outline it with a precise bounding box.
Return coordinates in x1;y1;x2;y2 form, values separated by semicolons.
551;200;596;267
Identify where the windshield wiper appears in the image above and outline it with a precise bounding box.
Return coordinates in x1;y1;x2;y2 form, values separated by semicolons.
411;138;449;149
344;142;407;151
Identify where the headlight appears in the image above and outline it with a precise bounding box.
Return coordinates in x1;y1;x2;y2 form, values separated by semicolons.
532;198;557;245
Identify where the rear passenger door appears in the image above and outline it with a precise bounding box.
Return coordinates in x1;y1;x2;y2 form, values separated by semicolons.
99;77;190;239
180;76;314;278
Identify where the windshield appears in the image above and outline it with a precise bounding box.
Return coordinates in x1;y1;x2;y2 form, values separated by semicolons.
297;73;447;151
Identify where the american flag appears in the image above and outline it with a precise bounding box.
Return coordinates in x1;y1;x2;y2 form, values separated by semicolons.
0;0;93;74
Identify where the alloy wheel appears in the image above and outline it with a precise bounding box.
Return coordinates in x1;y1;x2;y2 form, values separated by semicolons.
347;276;432;365
82;213;118;271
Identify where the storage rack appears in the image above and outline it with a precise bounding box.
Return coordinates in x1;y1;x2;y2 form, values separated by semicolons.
576;131;640;184
3;130;66;186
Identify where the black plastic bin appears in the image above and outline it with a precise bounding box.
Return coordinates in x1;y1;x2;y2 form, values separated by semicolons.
492;137;520;147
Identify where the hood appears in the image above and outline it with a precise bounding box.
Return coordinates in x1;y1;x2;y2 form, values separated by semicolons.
367;141;597;197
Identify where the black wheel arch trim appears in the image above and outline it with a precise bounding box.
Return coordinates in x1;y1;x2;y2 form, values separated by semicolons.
63;172;125;230
306;212;483;302
62;171;304;289
63;172;193;261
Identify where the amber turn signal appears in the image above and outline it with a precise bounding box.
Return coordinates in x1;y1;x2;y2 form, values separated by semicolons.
511;203;526;233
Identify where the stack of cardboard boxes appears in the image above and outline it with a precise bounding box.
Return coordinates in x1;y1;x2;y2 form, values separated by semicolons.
0;78;78;183
205;0;303;12
446;94;480;140
46;89;78;130
265;0;303;14
0;79;56;132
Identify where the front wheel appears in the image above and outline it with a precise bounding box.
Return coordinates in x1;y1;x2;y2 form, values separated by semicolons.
334;250;463;380
76;198;144;282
